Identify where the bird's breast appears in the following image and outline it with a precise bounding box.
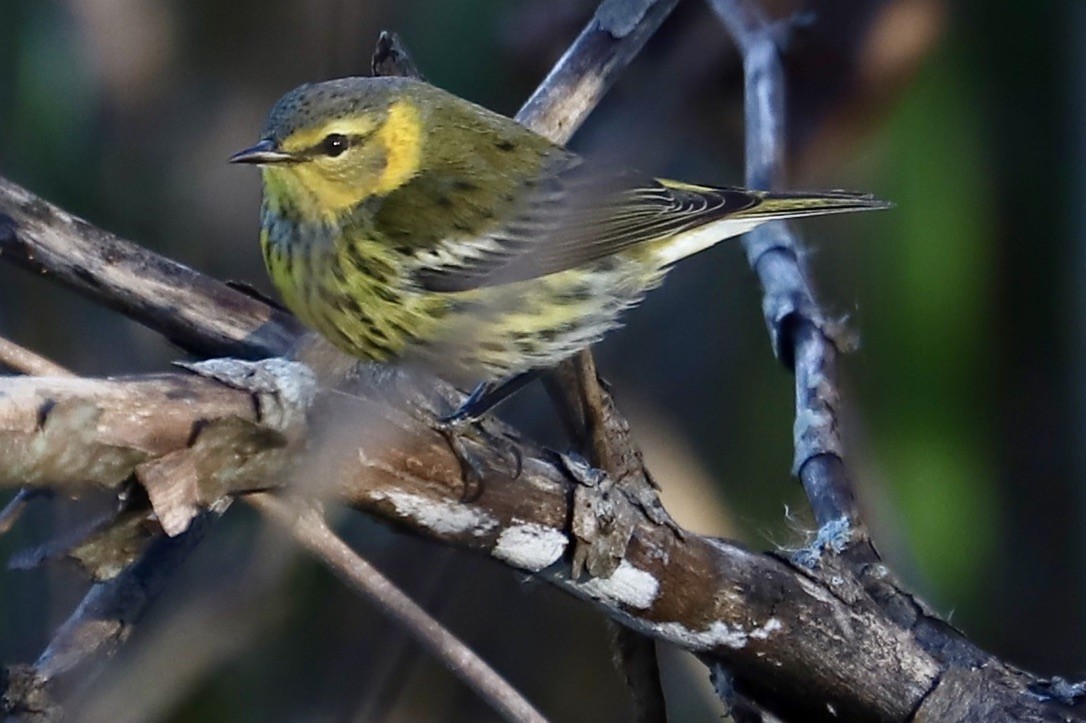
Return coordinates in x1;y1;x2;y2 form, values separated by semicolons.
261;209;444;362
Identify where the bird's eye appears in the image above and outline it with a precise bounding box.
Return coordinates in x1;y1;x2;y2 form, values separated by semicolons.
321;133;350;157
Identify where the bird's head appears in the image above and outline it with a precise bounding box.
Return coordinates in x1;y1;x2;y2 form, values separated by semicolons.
231;76;426;220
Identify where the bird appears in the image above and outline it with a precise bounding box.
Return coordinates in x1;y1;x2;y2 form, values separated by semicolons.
230;75;888;421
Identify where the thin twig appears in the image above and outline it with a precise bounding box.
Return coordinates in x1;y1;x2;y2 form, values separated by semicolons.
0;336;75;377
516;0;681;144
248;493;548;723
0;488;35;535
612;626;668;723
709;0;865;533
350;547;463;721
372;30;424;79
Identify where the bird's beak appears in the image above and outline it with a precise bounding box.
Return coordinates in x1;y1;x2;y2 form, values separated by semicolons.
229;139;296;165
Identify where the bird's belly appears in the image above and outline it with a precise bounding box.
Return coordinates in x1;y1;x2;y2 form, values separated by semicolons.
423;254;666;381
264;224;664;382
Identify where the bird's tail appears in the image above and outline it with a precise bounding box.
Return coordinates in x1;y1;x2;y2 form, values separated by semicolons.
649;185;890;267
731;189;894;220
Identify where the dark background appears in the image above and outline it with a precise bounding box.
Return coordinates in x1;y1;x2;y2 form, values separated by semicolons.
0;0;1081;720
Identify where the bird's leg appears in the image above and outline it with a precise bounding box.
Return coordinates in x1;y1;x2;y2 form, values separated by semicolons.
433;371;538;496
439;370;540;425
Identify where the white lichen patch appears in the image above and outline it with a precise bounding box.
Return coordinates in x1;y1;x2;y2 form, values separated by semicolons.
576;560;659;609
492;522;568;572
371;490;497;536
654;617;784;651
749;618;783;640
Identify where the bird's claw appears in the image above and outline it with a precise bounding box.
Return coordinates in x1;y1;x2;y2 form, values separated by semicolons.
434;414;522;500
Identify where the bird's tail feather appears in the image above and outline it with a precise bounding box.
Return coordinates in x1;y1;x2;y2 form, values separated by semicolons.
732;189;893;220
650;187;890;267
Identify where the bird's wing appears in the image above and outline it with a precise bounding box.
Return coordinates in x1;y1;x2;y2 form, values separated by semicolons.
409;156;762;293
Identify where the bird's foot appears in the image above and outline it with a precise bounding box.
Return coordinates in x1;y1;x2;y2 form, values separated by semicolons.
434;410;522;500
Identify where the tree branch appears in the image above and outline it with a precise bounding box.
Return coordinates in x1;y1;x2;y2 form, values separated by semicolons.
515;0;681;144
709;0;864;534
250;493;547;723
0;368;1078;720
0;180;302;360
0;353;544;722
0;337;74;377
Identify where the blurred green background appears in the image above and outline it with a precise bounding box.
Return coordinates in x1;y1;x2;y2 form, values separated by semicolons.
1;0;1082;720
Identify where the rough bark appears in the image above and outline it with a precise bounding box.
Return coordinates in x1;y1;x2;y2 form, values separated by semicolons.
0;364;1077;721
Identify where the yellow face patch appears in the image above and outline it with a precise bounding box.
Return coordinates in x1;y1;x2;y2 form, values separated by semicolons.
373;100;423;195
264;100;423;221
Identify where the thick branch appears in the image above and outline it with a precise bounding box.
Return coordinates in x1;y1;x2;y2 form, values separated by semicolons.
0;357;543;723
0;371;1076;721
0;179;302;360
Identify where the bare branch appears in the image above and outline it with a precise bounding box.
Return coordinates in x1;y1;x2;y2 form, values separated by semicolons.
612;627;668;723
372;30;424;80
2;369;1077;720
709;0;864;532
0;356;284;707
250;493;548;723
0;179;302;360
33;512;218;682
516;0;681;144
0;360;544;723
0;336;75;377
0;489;35;535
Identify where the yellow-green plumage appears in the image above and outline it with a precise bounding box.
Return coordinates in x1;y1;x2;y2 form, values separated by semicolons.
233;76;887;384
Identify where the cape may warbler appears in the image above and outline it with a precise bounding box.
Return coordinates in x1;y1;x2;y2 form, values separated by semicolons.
231;76;886;417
